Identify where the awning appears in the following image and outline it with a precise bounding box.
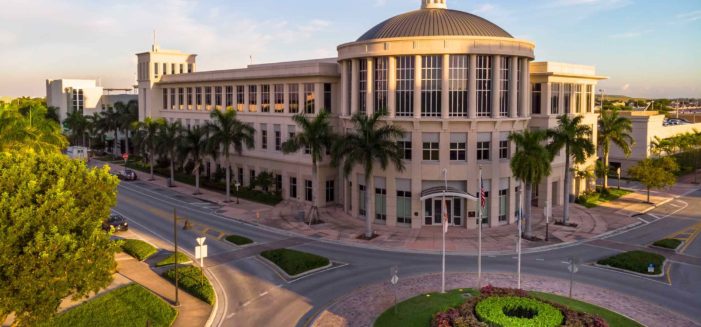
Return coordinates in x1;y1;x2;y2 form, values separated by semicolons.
419;186;478;201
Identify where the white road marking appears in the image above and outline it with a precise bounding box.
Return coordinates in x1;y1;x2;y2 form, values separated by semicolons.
259;291;269;297
242;300;251;307
536;258;545;261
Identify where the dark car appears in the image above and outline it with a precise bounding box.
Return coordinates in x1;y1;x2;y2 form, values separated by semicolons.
118;169;138;181
102;214;128;232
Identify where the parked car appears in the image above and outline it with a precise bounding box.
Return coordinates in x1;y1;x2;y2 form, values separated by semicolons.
102;214;128;232
118;169;138;181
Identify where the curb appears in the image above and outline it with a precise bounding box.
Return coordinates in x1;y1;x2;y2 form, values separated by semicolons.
593;260;669;279
256;255;334;281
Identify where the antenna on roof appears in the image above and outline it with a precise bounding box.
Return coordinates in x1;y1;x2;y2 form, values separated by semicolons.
250;55;254;65
152;30;160;52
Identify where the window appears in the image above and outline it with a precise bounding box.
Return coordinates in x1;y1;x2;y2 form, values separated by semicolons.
154;63;159;77
71;89;84;113
574;84;583;113
304;83;315;114
398;134;412;160
170;88;176;110
517;59;523;116
375;186;387;221
421;55;442;117
396;56;415;117
323;83;332;113
162;89;168;110
275;130;281;151
289;84;299;114
274;84;284;112
477;55;493;117
276;174;282;192
261;84;270;113
325;180;335;203
500;56;510;117
449;55;469;117
215;86;222;110
195;87;202;108
305;180;313;202
180;64;184;74
551;83;560;114
225;86;233;109
236;86;245;112
238;168;244;186
163;63;167;75
250;170;256;186
172;63;176;74
396;189;412;224
499;188;508;222
499;140;509;159
178;88;184;110
249;85;258;112
204;86;212;109
261;126;268;150
450;133;467;161
586;85;593;113
422;133;439;161
290;177;297;198
563;84;572;114
345;62;352;115
532;83;542;114
477;133;491;161
187;87;193;108
359;184;366;216
359;60;367;114
374;57;388;112
188;63;193;73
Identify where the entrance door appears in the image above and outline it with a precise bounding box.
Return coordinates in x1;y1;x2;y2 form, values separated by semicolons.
433;199;452;225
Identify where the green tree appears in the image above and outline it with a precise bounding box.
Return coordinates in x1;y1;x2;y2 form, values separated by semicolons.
628;157;679;204
207;109;254;202
86;112;105;150
0;103;67;154
253;171;274;192
157;121;183;187
115;100;139;155
598;110;633;189
547;115;595;225
332;112;405;238
282;111;335;223
0;151;119;326
63;110;89;146
99;106;121;155
179;125;209;195
132;117;166;180
509;130;552;237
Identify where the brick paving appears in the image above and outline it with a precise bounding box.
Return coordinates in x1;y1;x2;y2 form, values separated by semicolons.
312;273;699;327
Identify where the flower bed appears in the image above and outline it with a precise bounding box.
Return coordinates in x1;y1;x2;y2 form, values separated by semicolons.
475;296;563;327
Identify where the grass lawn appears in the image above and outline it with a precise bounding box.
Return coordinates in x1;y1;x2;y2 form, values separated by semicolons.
530;292;643;327
155;252;190;267
653;238;682;250
597;250;665;275
577;188;633;208
162;266;215;305
374;289;478;327
225;235;253;246
260;248;329;276
121;239;158;261
41;284;177;327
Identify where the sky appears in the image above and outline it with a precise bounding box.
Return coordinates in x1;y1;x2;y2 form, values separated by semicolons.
1;0;700;99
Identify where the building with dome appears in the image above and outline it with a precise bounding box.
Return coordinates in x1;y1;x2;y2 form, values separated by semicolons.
136;0;605;230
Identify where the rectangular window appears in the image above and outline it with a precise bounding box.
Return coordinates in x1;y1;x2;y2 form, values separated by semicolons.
170;88;176;110
477;55;493;117
215;86;222;110
421;55;442;117
304;83;315;114
449;55;469;117
261;84;270;113
500;56;510;117
290;177;297;198
195;87;202;108
375;187;387;221
186;87;193;108
188;63;193;73
236;86;245;112
249;85;258;112
374;57;388;113
261;125;268;150
238;168;244;186
275;130;281;151
274;84;284;112
225;86;233;109
324;83;332;113
163;89;168;110
517;59;523;116
396;189;412;224
325;180;335;203
163;63;167;75
178;88;184;110
499;188;508;222
586;85;593;113
250;170;256;186
499;140;509;159
396;56;415;117
359;60;367;114
275;174;282;192
477;133;491;161
305;180;313;202
450;142;466;161
289;84;299;114
422;133;440;161
532;83;542;114
551;83;560;114
574;84;582;113
398;136;412;161
345;62;352;115
359;184;366;217
563;84;572;114
154;63;159;77
172;63;176;74
204;86;212;109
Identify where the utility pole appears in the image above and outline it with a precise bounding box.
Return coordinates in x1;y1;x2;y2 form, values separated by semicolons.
173;208;180;306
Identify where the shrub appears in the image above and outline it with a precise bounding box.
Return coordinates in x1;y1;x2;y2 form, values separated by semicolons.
475;296;564;327
597;250;665;274
121;239;157;261
260;248;330;276
653;239;682;250
480;285;528;297
225;235;253;246
162;265;215;305
155;251;190;267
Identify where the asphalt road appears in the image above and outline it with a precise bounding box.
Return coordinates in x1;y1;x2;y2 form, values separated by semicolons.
113;180;701;327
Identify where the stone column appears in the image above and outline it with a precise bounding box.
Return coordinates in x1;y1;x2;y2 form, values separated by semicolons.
298;84;305;115
509;56;518;118
283;83;290;114
341;61;349;117
492;55;501;118
351;59;359;115
520;58;530;118
508;177;517;224
388;57;397;118
315;82;323;114
442;54;450;119
386;178;397;227
468;54;477;119
366;58;374;116
543;82;552;116
414;55;422;119
243;85;250;112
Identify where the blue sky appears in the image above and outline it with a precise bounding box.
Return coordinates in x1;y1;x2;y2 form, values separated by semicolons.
1;0;699;98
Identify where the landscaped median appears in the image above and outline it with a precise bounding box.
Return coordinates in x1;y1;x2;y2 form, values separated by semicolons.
652;238;682;251
155;252;190;267
260;248;330;278
120;239;158;261
162;265;215;305
225;234;254;246
597;250;665;275
40;284;177;327
576;188;633;208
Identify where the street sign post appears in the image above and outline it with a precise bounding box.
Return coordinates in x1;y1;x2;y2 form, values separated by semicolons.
390;266;399;314
122;153;129;165
195;237;208;286
647;264;654;274
568;257;579;298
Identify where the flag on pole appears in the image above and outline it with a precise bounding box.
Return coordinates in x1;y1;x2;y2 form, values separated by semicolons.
479;178;486;208
442;198;449;234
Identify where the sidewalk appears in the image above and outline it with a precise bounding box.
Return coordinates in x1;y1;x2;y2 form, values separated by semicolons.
101;160;698;254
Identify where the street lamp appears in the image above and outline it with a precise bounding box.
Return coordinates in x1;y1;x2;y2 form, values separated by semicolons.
234;181;241;204
616;167;622;190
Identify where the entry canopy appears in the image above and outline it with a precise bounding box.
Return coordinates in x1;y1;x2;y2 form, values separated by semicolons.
420;186;478;201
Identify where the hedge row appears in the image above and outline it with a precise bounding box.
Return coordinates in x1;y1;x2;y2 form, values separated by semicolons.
225;235;253;246
155;252;190;267
597;250;665;275
261;248;329;276
162;265;215;305
121;239;157;261
652;239;682;250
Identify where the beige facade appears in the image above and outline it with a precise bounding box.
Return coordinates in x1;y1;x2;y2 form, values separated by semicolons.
136;0;605;230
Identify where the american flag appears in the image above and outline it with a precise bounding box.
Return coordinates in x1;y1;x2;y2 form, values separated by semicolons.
480;179;486;208
442;198;449;234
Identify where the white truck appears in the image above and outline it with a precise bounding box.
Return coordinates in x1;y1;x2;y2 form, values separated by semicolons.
66;146;89;162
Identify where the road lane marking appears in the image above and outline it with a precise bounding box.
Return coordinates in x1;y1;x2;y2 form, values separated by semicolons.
259;291;269;297
536;258;545;261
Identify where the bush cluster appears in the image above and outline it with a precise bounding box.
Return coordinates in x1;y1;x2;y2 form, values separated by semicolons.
120;239;157;261
155;252;190;267
597;250;665;274
652;239;682;250
225;235;253;246
162;265;215;305
260;248;330;276
475;296;563;327
431;286;609;327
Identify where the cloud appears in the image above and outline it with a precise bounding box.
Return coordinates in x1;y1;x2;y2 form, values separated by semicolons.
473;4;496;15
621;84;630;91
677;10;701;22
547;0;631;10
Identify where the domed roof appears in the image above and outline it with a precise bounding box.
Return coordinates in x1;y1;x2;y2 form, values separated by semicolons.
357;8;512;42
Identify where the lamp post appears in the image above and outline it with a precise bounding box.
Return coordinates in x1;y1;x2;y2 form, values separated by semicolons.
545;200;550;242
616;167;621;190
234;181;241;204
173;208;180;306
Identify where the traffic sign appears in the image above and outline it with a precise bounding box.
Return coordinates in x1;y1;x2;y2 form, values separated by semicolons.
122;153;129;161
391;275;398;285
196;237;206;246
195;245;208;259
648;264;655;273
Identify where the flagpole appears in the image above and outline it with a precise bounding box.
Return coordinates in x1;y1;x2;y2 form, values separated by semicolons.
478;166;482;289
517;185;523;290
441;168;448;294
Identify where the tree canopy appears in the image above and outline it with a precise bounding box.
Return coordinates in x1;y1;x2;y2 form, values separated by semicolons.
628;157;678;203
0;151;119;325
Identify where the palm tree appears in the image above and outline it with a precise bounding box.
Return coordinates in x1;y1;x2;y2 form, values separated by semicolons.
115;100;139;155
332;111;405;238
132;117;166;180
282;111;335;223
574;166;595;195
157;121;183;187
509;130;552;238
86;112;105;150
100;106;121;155
598;110;633;189
547;115;595;225
64;110;89;146
0;103;67;154
179;125;209;195
207;109;254;202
